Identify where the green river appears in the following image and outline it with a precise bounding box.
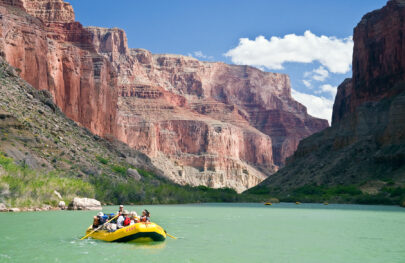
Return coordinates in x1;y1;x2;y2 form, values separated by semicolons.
0;203;404;262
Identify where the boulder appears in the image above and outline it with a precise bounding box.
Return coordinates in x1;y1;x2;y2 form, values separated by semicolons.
0;203;7;212
68;197;102;210
58;200;66;210
127;168;141;181
9;208;20;212
42;204;52;211
53;190;62;199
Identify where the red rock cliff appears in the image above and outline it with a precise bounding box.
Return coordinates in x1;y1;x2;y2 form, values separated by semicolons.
0;1;117;137
0;0;328;192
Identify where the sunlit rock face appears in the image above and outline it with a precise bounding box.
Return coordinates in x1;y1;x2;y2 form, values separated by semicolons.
255;0;405;193
0;0;328;192
22;0;75;23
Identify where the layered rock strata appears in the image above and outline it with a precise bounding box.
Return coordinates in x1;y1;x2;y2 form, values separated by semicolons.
254;0;405;193
0;0;328;192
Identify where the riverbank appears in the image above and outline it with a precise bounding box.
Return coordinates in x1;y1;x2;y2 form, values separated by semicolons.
247;183;405;207
3;198;405;213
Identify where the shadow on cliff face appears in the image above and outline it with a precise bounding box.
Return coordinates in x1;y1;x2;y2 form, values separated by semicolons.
245;0;405;206
245;90;405;206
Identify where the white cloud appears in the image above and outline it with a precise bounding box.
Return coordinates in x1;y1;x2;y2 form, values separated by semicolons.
189;51;214;60
291;89;334;124
303;79;312;88
312;66;329;81
303;71;312;78
194;51;206;58
225;30;353;74
317;84;337;97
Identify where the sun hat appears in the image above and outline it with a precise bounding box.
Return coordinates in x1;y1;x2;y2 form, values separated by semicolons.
130;211;138;217
122;210;129;215
97;212;104;217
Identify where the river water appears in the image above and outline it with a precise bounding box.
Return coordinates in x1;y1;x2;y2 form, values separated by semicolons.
0;203;404;262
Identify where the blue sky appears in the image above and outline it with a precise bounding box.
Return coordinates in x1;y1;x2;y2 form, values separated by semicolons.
66;0;387;123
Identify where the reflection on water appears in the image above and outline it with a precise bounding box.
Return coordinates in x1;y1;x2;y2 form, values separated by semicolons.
125;241;167;250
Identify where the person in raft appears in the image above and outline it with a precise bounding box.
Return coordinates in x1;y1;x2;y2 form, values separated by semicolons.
107;205;124;225
118;205;124;215
140;210;151;222
117;210;131;229
92;212;108;229
130;211;139;225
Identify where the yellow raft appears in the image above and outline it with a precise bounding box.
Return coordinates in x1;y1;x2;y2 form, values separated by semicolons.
85;222;166;243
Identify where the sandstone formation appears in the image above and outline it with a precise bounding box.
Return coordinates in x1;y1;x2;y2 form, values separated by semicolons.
0;56;211;208
68;197;102;210
0;0;328;192
252;0;405;195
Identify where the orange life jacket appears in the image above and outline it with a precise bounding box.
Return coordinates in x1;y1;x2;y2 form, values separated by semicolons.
140;216;149;222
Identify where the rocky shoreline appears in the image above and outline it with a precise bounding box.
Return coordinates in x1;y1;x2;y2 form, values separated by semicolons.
1;199;403;212
0;197;102;212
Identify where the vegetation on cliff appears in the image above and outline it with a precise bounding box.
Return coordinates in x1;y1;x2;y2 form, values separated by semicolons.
0;153;94;207
0;59;266;208
247;183;405;206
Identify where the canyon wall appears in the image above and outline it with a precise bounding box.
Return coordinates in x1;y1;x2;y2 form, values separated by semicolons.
0;1;117;138
254;0;405;194
333;0;405;124
0;0;328;192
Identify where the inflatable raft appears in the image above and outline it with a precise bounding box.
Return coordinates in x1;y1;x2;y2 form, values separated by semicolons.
85;222;166;242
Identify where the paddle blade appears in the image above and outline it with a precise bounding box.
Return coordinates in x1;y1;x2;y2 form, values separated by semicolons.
166;233;177;240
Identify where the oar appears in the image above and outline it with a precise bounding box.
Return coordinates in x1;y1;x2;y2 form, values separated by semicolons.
164;230;177;240
80;214;119;240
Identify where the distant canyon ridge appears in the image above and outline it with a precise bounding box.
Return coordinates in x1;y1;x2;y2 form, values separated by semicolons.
0;0;327;192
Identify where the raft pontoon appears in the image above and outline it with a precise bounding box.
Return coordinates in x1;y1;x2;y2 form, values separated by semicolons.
85;222;166;242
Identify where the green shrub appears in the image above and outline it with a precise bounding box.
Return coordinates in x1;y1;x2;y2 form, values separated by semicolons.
111;164;127;176
355;194;394;205
96;155;109;165
0;153;95;207
329;185;362;196
293;185;326;196
382;187;405;197
246;185;271;195
196;185;209;191
136;168;152;178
